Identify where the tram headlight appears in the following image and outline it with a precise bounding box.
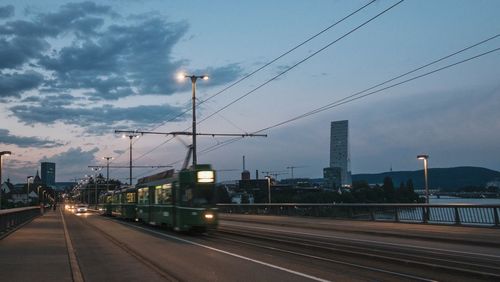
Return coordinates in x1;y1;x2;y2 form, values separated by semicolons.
204;213;214;220
197;171;215;183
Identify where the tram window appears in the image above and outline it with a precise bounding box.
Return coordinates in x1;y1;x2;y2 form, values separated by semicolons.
181;185;214;206
126;193;136;203
155;183;172;204
138;188;149;204
192;186;215;206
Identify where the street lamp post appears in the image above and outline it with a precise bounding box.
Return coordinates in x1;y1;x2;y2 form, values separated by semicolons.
417;154;430;222
0;151;12;209
178;73;208;167
265;176;271;204
92;167;101;208
103;157;112;192
417;154;429;204
26;176;33;206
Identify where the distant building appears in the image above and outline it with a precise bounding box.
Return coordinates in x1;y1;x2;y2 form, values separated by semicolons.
41;162;56;186
328;120;351;187
323;167;342;189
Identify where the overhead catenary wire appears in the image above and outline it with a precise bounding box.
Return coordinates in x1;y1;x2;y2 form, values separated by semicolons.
255;46;500;133
185;45;500;160
143;0;378;133
197;0;406;125
110;0;381;168
122;39;500;180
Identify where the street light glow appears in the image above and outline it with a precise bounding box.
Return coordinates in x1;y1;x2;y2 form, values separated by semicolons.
202;75;209;80
176;72;187;81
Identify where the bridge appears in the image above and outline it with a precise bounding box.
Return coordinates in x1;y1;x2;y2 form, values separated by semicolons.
1;204;500;281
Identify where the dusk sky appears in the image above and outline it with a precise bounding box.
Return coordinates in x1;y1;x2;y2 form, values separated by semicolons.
1;0;499;184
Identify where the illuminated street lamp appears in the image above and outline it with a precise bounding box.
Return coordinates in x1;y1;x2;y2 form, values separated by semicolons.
177;72;209;167
0;151;11;209
27;176;34;205
417;154;429;204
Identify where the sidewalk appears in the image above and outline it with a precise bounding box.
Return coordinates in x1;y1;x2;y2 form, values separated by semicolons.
220;213;500;247
0;209;72;282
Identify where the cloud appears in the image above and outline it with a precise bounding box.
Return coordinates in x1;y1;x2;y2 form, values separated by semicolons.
0;5;14;19
38;17;190;99
1;1;244;133
0;71;44;98
10;103;187;134
40;147;100;181
0;128;64;148
0;36;49;69
21;93;80;107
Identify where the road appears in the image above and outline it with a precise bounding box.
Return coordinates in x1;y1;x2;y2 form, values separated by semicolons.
63;209;500;281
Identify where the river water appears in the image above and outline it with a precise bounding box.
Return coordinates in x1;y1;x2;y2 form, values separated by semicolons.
429;196;500;205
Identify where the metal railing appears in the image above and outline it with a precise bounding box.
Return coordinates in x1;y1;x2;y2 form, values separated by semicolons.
0;207;41;237
216;203;500;227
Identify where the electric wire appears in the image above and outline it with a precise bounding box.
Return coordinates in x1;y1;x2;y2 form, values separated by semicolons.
108;0;380;170
124;0;402;171
143;0;378;133
197;0;405;125
185;45;500;162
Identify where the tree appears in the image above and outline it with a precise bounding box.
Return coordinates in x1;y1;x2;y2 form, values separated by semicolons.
214;185;231;203
382;176;395;202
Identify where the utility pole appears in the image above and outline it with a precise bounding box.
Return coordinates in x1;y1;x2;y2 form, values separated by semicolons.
92;167;101;207
103;157;112;192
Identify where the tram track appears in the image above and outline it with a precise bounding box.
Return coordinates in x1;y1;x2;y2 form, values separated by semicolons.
67;212;181;282
215;224;500;281
65;210;500;281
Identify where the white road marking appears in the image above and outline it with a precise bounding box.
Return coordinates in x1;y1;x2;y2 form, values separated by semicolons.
60;209;84;282
117;220;330;282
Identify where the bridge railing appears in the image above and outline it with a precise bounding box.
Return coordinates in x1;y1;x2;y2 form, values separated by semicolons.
216;203;500;227
0;207;41;238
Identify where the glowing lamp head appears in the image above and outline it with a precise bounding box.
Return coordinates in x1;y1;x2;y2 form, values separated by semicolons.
204;213;214;220
176;72;187;81
197;170;215;183
202;75;209;80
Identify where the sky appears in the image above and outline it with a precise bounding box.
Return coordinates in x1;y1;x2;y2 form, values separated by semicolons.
1;0;499;184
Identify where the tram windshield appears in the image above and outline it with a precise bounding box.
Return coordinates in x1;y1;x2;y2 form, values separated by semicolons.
185;185;215;207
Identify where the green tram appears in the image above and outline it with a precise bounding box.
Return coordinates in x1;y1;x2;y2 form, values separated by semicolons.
136;164;218;232
98;191;113;216
100;165;218;232
112;186;137;220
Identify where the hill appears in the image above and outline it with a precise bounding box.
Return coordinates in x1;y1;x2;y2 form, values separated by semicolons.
352;166;500;191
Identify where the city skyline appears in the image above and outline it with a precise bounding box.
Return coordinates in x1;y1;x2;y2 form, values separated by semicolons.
1;0;499;183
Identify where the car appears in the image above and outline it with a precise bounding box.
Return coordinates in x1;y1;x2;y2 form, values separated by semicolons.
75;204;88;213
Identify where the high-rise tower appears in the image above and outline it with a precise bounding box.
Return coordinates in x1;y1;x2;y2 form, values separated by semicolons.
329;120;351;186
41;162;56;186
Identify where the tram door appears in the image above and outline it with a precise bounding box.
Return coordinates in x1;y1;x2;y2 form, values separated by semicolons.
172;182;178;230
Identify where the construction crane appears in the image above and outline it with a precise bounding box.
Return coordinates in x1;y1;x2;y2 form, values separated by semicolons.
261;170;288;180
286;165;306;179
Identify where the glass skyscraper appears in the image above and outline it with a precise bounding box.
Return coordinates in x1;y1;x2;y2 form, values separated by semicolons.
329;120;351;186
